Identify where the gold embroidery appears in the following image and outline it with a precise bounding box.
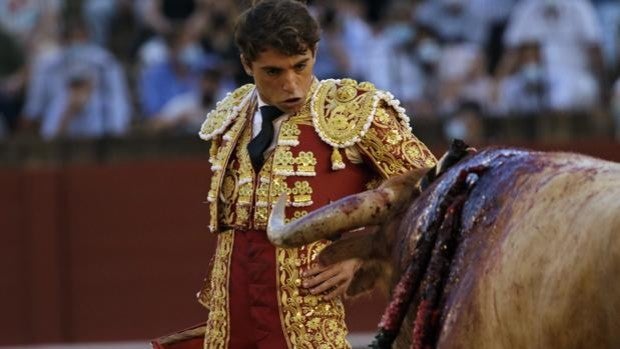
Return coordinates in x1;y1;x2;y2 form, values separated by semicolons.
206;103;253;232
208;169;224;232
254;206;269;227
356;102;437;178
219;172;237;227
277;242;351;349
235;206;250;226
273;147;296;175
291;181;313;207
285;210;308;224
235;127;255;207
208;139;220;166
255;179;271;205
199;84;254;141
358;81;376;91
375;107;391;124
213;120;256;228
221;174;236;203
279;122;302;146
203;230;234;348
335;84;357;103
211;142;227;171
237;182;253;205
386;129;403;145
271;176;291;202
296;151;317;176
208;170;220;202
311;79;377;148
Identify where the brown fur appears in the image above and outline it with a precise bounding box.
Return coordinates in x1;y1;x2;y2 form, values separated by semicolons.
313;152;620;348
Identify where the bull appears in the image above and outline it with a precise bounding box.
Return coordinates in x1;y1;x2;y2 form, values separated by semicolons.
267;142;620;349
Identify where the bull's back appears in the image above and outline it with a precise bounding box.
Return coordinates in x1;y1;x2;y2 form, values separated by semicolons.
438;154;620;349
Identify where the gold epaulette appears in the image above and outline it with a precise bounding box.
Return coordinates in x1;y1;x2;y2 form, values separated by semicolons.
310;79;411;149
198;84;255;141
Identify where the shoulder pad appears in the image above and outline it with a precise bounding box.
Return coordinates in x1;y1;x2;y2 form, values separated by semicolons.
310;79;410;148
198;84;255;141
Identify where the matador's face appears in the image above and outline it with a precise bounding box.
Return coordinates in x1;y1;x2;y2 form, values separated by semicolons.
241;46;316;114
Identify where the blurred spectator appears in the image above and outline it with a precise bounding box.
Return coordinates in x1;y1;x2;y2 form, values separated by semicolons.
436;42;495;117
138;0;210;38
416;0;487;45
468;0;517;73
0;0;612;143
0;28;26;135
497;41;550;115
0;0;63;137
313;6;350;80
612;78;620;140
82;0;118;46
135;0;213;66
22;19;131;140
198;68;226;113
336;0;373;80
393;23;441;119
138;24;211;133
377;1;420;105
0;0;62;55
0;113;6;138
73;1;146;67
443;101;485;144
357;2;402;93
503;0;604;112
593;0;620;73
198;4;242;85
144;68;226;134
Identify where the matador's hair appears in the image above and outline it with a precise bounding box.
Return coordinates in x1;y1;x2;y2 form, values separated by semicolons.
235;0;320;63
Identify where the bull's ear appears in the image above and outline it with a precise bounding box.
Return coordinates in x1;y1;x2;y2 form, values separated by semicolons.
318;230;376;265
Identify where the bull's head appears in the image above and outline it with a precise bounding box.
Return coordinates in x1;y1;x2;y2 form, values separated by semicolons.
268;140;472;296
268;168;428;295
267;169;428;296
269;142;620;349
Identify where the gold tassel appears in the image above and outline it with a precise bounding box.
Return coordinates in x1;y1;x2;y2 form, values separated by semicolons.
331;147;346;170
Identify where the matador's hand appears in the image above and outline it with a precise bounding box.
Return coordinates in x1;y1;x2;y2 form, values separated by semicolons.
302;258;362;300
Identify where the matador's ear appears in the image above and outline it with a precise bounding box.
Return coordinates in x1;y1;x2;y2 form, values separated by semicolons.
240;54;253;76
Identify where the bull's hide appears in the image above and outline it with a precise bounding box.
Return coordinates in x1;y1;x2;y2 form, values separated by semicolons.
391;148;620;349
268;147;620;349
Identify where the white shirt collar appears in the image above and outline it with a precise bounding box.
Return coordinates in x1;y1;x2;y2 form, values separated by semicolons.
257;93;269;109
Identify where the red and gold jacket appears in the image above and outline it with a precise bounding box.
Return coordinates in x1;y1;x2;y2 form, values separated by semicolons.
197;78;436;348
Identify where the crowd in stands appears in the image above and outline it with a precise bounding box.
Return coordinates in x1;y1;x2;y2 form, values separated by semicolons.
1;0;619;143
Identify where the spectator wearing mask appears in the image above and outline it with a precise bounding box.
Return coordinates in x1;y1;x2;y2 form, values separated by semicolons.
497;41;549;116
415;0;487;45
503;0;604;112
436;41;495;118
394;23;442;119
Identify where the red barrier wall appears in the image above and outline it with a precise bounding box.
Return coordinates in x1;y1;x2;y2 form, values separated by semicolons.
1;141;618;345
1;161;214;344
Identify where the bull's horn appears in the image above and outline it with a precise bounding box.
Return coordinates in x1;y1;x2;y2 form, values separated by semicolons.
267;171;423;247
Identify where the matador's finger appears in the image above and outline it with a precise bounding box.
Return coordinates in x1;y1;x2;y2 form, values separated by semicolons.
322;282;348;300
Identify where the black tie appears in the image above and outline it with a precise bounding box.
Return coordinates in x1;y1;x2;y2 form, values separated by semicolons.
247;105;284;172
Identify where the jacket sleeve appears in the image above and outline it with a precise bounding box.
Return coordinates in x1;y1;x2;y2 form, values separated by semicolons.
354;100;437;179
